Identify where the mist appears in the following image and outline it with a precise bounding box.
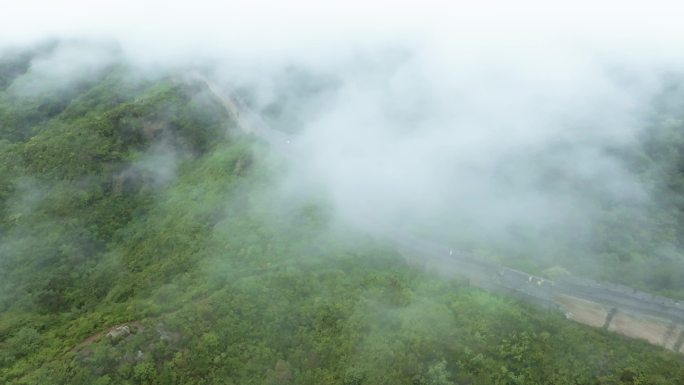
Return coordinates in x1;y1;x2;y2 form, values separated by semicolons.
4;1;684;277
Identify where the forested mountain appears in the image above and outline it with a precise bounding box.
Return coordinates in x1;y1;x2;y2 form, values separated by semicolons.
1;43;684;385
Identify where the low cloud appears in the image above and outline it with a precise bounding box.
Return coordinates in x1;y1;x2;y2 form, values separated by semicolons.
3;0;684;272
7;39;117;98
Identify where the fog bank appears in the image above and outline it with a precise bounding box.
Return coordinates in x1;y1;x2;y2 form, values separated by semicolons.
4;1;684;272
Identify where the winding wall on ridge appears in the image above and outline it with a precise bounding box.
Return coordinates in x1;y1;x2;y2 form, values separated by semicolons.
392;232;684;354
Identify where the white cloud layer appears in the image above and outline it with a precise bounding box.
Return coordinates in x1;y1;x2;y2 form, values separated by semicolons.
3;0;684;265
2;1;684;62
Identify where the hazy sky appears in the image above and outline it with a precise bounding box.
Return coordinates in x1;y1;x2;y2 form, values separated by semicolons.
2;1;684;60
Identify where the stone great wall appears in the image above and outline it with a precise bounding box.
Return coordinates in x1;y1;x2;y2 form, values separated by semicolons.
390;230;684;354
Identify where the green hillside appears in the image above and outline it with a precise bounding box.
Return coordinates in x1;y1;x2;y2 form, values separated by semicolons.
1;45;684;385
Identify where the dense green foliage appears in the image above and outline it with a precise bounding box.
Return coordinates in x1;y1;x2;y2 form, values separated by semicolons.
0;44;683;384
